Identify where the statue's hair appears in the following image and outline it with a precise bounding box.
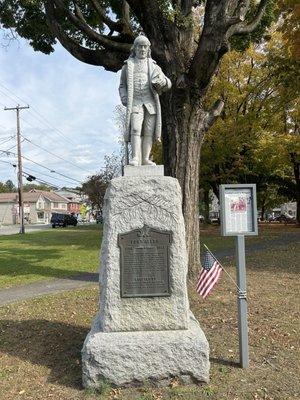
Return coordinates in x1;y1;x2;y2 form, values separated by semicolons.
130;35;151;58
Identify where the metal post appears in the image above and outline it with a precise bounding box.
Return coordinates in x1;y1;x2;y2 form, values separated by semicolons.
4;104;29;234
235;235;249;368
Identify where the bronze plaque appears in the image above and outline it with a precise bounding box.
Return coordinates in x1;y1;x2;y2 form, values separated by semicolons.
118;226;172;298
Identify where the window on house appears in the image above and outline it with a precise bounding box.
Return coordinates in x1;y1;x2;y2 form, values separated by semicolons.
37;212;44;221
53;202;59;208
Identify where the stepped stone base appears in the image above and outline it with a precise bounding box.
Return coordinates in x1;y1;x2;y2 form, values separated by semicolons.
123;165;164;177
82;175;210;388
82;313;210;388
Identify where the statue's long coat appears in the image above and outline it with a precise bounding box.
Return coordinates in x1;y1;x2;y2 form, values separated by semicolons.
119;57;171;141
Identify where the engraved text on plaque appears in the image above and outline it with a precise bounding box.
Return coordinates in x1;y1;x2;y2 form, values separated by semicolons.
118;226;172;297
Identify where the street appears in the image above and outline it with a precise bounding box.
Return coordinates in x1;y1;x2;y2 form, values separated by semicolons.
0;224;52;236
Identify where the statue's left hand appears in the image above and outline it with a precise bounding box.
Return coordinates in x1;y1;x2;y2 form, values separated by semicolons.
152;75;166;91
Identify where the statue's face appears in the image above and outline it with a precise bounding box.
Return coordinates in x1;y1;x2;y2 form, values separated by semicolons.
135;43;149;59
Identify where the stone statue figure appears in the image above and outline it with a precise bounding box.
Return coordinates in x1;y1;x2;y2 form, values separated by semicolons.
119;35;172;166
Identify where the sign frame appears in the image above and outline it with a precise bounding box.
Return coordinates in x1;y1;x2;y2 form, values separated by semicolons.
220;184;258;237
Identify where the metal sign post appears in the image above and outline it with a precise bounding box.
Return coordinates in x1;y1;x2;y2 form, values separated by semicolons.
236;235;249;368
220;184;258;368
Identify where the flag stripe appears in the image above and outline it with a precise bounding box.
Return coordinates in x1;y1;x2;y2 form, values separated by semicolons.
201;268;222;298
199;269;219;295
198;265;221;296
196;261;219;292
196;250;223;299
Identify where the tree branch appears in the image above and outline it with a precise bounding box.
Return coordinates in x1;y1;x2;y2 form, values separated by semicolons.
53;0;131;52
88;0;133;38
181;1;193;16
204;99;225;131
88;0;119;32
126;0;174;42
45;1;127;71
226;0;250;25
227;0;268;36
187;0;229;89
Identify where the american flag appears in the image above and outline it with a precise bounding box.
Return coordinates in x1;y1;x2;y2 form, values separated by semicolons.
196;250;223;299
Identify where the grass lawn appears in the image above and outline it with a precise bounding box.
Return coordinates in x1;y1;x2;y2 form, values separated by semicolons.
0;224;299;399
0;225;102;289
0;222;298;290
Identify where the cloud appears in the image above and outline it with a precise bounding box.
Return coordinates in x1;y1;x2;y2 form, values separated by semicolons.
0;34;122;187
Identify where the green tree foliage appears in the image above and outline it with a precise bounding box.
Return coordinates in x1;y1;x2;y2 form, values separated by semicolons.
0;179;16;192
200;31;300;220
277;0;300;61
23;183;53;192
81;153;121;211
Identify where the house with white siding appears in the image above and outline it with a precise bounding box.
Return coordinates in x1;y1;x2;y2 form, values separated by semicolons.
0;190;69;225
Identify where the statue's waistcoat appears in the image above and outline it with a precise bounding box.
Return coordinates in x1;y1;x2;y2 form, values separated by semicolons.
132;59;155;113
124;57;161;140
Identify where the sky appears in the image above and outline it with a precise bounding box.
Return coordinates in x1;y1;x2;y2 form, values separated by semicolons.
0;31;122;189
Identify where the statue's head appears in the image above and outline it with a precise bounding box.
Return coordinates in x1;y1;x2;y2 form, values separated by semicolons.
131;35;151;59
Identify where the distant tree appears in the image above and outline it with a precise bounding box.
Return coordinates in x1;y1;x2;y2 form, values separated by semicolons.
23;183;53;192
0;182;8;193
5;179;16;191
82;152;121;212
0;180;16;192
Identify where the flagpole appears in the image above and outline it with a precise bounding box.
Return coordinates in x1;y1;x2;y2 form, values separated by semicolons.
202;243;241;292
203;241;249;368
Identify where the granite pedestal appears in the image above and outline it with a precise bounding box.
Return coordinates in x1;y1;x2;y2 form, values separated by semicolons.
82;168;210;387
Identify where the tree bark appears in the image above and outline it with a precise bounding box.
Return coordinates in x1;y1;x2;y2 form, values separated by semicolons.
161;86;205;279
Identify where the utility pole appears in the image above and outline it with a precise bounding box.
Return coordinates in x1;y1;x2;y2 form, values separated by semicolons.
4;104;29;234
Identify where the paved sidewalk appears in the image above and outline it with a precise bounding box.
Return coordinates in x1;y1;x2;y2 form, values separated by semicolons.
0;272;98;306
0;231;298;307
0;224;52;236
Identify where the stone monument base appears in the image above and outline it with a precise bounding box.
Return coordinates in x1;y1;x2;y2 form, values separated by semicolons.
82;313;209;388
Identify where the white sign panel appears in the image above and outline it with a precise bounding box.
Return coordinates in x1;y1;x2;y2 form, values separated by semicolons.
220;184;258;236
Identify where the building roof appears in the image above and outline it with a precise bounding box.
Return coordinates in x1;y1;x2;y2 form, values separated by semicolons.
0;190;69;203
30;190;69;203
0;193;17;203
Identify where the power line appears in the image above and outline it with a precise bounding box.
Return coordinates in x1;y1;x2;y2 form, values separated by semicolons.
0;135;15;145
0;149;82;184
0;159;75;188
23;165;77;186
0;143;17;155
21;135;91;173
0;83;77;146
22;171;59;189
0;159;16;167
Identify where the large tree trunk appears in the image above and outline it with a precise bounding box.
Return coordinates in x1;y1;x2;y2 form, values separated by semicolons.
161;87;205;280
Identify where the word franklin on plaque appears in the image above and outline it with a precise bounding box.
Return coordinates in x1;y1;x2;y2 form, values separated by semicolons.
118;226;172;297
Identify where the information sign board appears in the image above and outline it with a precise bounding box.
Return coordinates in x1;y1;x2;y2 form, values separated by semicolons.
220;184;258;236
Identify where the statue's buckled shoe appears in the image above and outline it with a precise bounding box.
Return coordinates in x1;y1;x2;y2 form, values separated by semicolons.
129;157;139;166
142;159;156;166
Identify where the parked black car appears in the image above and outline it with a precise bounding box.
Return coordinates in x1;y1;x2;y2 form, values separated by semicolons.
274;214;295;223
51;213;78;228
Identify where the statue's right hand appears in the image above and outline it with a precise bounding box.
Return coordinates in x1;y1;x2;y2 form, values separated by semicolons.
121;97;127;107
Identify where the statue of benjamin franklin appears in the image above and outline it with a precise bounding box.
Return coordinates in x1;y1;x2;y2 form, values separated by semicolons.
119;35;172;166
